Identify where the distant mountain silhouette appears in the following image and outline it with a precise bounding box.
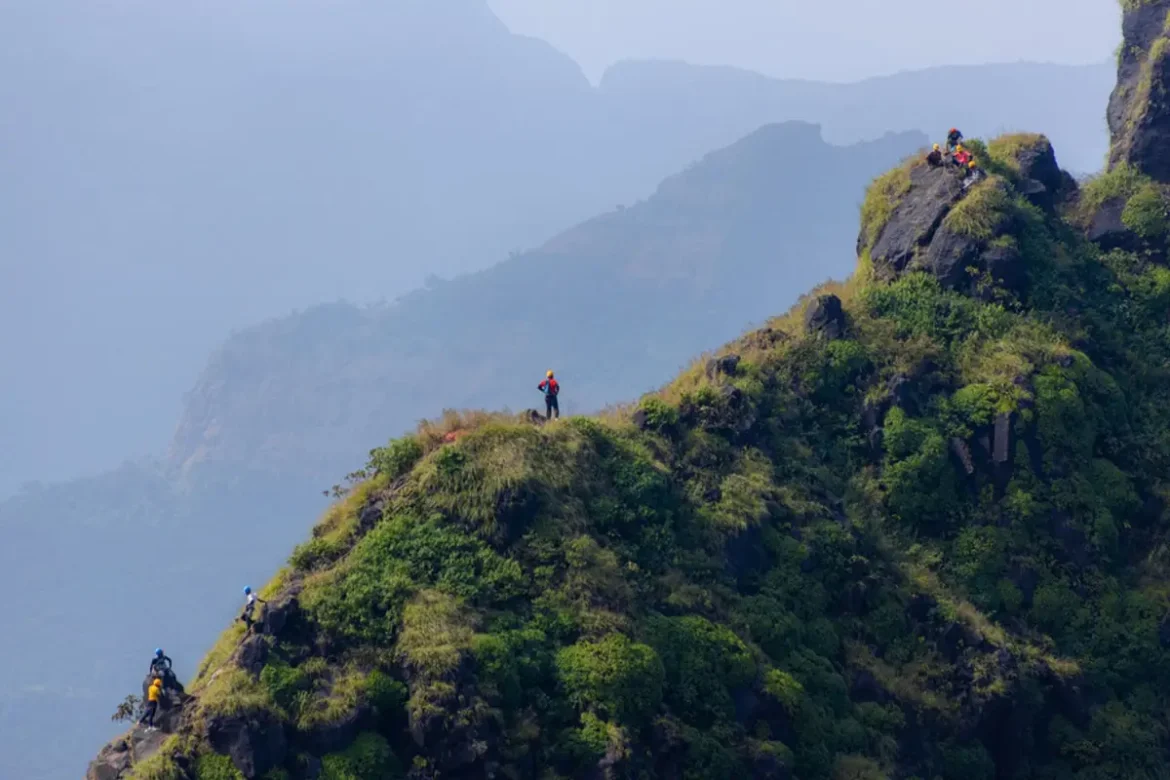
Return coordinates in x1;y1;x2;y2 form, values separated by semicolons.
0;0;1112;496
0;121;925;780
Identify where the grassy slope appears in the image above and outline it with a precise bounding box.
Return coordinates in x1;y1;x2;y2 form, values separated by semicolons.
128;134;1170;780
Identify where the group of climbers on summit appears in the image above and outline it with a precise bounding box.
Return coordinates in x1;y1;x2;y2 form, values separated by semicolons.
925;127;981;183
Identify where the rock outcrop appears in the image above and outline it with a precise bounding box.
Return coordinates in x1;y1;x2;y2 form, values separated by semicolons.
864;164;1032;295
867;163;966;277
205;709;289;779
1107;0;1170;181
804;294;845;339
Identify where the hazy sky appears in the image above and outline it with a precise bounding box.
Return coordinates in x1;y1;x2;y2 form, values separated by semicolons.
489;0;1120;83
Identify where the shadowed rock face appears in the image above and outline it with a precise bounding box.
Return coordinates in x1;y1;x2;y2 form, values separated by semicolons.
1107;0;1170;181
868;164;967;278
865;164;1030;295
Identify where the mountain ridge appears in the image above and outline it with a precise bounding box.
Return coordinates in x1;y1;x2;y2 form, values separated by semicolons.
84;4;1170;779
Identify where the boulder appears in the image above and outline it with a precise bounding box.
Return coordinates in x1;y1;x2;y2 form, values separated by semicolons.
924;222;983;288
1012;136;1064;194
233;634;269;675
803;294;845;339
981;242;1025;292
868;163;966;277
993;412;1012;465
205;709;288;779
87;740;132;780
1108;0;1170;181
262;583;303;637
950;437;975;475
705;353;741;379
1086;196;1142;252
301;702;366;755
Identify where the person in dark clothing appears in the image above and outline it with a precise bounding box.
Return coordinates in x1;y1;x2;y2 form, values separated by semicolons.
538;370;560;420
148;648;185;694
946;128;963;152
926;143;943;167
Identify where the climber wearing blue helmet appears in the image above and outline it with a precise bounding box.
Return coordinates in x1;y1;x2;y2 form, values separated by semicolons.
147;647;185;694
240;585;267;632
148;648;172;675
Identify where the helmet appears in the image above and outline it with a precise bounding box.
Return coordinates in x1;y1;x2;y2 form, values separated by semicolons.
152;678;162;687
933;143;940;151
243;586;251;595
955;144;964;152
546;370;554;378
950;128;958;134
969;160;977;167
154;648;163;658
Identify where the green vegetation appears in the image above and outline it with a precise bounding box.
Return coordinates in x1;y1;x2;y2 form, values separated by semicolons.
103;127;1170;780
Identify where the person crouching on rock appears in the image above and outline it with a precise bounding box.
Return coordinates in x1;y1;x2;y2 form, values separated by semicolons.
926;143;943;167
139;678;163;731
538;370;560;420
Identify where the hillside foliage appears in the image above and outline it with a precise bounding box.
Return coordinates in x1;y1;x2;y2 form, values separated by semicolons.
105;143;1170;780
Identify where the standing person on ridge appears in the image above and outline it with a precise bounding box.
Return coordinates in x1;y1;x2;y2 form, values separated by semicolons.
947;127;964;152
240;586;266;632
139;678;163;731
538;370;560;420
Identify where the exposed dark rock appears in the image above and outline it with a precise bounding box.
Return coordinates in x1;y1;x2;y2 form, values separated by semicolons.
705;353;741;379
523;409;547;425
981;241;1025;292
861;401;883;451
1017;177;1052;210
357;496;386;532
869;163;966;277
205;709;288;779
262;584;303;637
924;222;983;288
1015;139;1063;192
1087;196;1141;252
631;407;650;430
301;702;366;755
950;437;975;475
993;413;1012;465
851;668;891;704
87;740;132;780
887;374;912;408
804;294;845;339
1107;0;1170;181
233;634;269;675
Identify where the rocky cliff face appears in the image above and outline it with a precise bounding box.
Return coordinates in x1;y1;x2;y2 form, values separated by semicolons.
1107;0;1170;180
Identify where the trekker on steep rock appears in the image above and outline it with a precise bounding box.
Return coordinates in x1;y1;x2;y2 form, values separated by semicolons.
926;144;943;167
947;127;964;152
149;648;184;694
538;370;560;420
138;678;163;732
241;586;266;631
